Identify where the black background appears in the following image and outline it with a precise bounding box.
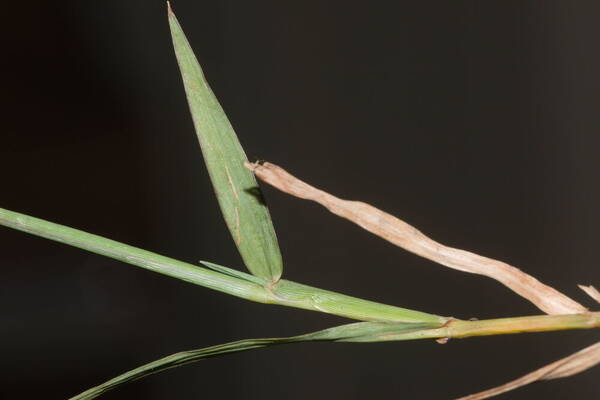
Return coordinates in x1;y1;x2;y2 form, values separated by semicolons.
2;1;600;399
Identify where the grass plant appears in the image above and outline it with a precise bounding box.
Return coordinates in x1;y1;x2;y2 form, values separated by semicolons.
1;4;598;399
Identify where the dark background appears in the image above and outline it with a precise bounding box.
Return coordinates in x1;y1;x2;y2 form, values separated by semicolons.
2;1;599;399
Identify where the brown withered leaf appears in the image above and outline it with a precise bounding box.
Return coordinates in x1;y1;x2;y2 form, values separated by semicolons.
456;341;600;400
246;161;586;315
578;284;600;304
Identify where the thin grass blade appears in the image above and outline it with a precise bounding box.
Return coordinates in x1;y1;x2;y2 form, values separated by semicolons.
0;206;444;323
0;206;267;302
168;4;282;282
69;338;286;400
578;284;600;304
457;341;600;400
69;320;441;400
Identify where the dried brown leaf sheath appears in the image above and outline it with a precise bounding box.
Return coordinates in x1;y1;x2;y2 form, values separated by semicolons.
456;341;600;400
246;162;587;315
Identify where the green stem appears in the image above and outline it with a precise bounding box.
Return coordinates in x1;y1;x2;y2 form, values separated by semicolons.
0;206;443;324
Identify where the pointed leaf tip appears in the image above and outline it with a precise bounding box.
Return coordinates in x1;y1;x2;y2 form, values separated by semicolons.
168;12;283;282
579;284;600;304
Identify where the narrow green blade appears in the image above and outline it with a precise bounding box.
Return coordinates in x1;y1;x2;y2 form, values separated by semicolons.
168;4;283;282
69;320;440;400
0;207;267;303
0;206;445;324
69;338;284;400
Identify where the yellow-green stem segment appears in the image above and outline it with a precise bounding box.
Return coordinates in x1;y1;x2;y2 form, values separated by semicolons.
364;312;600;342
447;312;600;338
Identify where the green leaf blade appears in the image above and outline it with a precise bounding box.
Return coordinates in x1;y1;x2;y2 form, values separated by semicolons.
168;5;283;282
69;320;443;399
